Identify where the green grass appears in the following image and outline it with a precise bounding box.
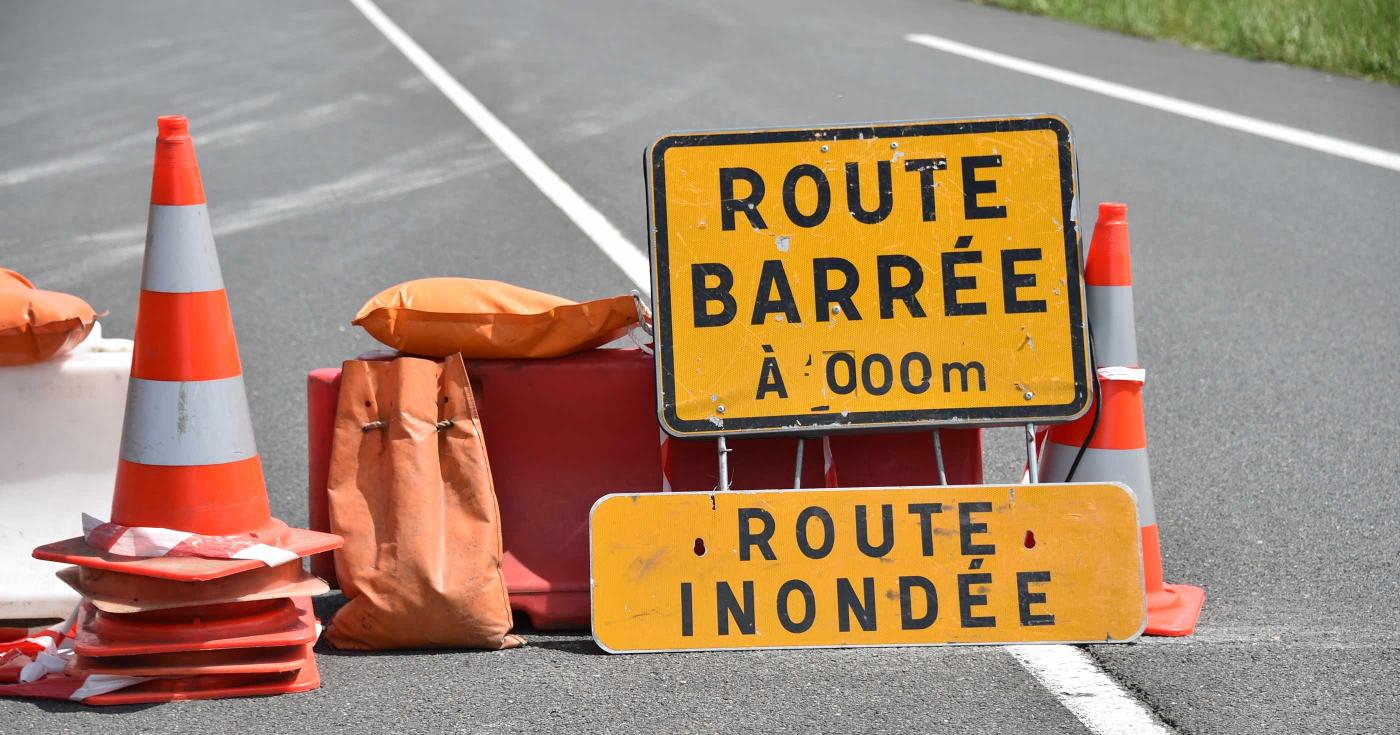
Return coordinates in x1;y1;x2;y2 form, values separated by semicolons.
971;0;1400;84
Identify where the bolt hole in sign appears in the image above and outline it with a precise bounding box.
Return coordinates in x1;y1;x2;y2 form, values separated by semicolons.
590;484;1145;652
645;116;1091;436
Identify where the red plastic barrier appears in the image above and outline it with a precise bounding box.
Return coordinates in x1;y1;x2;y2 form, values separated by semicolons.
307;348;981;629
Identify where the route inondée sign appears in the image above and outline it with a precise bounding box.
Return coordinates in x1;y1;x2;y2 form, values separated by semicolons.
590;483;1146;652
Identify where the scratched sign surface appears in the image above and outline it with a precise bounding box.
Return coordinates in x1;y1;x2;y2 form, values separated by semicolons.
590;483;1145;652
647;117;1090;436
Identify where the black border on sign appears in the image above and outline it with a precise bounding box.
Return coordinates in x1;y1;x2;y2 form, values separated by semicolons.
646;116;1088;438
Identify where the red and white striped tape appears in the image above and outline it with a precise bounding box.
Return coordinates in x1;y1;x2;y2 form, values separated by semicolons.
0;607;151;702
1;606;75;685
0;628;63;668
82;513;298;567
0;672;150;702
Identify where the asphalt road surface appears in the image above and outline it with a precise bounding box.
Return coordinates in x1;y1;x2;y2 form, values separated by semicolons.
2;1;1398;733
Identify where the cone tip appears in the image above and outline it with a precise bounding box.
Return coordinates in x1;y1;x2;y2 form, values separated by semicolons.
150;115;205;205
157;115;190;140
1099;202;1127;218
1086;202;1133;286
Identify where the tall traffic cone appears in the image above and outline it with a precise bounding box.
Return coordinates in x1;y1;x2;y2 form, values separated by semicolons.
1038;202;1204;636
35;115;341;577
18;116;342;703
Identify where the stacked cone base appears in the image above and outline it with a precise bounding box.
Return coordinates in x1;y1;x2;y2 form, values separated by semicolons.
83;648;320;705
65;595;321;704
51;551;327;702
57;562;328;613
73;644;309;677
73;598;317;656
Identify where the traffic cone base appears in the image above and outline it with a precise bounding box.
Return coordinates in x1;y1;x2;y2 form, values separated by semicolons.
72;644;307;677
57;564;328;614
1145;583;1206;636
81;645;319;705
73;598;316;657
1141;525;1205;636
34;527;341;582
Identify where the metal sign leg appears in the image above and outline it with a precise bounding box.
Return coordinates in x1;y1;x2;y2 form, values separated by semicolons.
793;438;805;490
717;435;732;491
932;430;948;486
1024;423;1039;484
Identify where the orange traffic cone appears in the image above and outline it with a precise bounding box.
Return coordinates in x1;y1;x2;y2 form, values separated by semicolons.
1038;202;1204;636
36;116;338;573
18;116;341;703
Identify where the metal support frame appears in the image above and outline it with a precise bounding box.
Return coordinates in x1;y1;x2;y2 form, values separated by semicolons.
793;439;805;490
932;430;947;485
722;425;1039;493
716;435;732;491
1024;423;1039;484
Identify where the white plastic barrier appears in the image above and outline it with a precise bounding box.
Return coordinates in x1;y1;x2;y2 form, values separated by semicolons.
0;323;132;620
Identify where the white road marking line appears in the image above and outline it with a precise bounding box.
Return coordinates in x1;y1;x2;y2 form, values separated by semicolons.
348;6;1174;732
906;33;1400;173
347;0;652;294
1008;645;1175;735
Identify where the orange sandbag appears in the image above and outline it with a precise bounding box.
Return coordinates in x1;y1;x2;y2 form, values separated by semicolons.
0;269;97;366
352;277;637;359
325;353;523;650
0;268;35;289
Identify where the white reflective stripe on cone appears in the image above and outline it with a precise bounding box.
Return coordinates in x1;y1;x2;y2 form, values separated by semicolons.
119;376;258;466
141;204;224;293
1039;443;1155;527
1086;285;1138;368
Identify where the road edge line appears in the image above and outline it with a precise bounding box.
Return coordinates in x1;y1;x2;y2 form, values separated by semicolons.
1008;644;1176;735
347;0;652;294
906;33;1400;173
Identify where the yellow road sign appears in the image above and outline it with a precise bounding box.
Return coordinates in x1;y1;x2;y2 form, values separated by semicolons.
647;116;1090;436
590;483;1144;652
